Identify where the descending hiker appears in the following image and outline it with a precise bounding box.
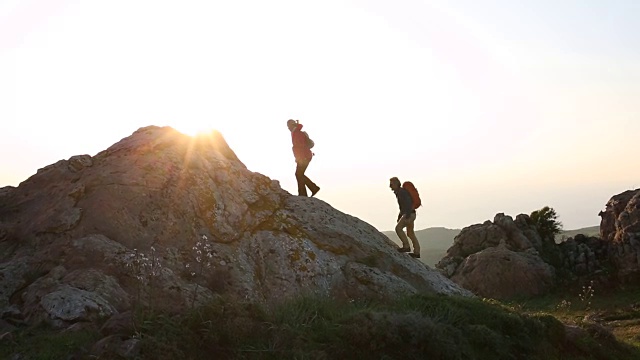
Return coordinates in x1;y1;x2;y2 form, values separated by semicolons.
287;119;320;197
389;177;420;258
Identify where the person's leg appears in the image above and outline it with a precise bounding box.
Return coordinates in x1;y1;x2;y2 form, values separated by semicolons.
299;159;320;196
395;217;411;251
406;213;420;256
303;159;320;196
295;161;309;196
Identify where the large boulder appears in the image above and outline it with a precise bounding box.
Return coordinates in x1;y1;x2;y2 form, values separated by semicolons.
0;126;471;330
450;246;555;299
437;213;558;300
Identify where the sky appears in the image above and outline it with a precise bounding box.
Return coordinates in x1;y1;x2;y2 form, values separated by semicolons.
1;0;639;232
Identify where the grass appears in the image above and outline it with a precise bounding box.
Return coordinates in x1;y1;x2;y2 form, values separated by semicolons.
0;322;100;360
127;293;640;359
506;284;640;349
3;290;640;359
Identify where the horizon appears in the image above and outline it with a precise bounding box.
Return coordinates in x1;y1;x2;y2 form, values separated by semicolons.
2;0;638;232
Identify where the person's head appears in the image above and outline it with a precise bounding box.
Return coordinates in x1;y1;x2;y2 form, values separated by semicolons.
286;119;298;131
389;177;401;191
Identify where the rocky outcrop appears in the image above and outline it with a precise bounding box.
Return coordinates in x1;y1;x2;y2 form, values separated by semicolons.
599;190;640;243
436;213;558;299
437;189;640;300
0;126;471;333
557;234;612;282
598;189;640;282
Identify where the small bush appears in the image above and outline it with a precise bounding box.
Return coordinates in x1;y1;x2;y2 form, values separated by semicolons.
579;281;595;311
530;206;563;240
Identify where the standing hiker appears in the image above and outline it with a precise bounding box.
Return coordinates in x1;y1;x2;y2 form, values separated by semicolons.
389;177;420;258
287;119;320;197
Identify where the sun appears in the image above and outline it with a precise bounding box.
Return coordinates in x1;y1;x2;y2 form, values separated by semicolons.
172;121;217;137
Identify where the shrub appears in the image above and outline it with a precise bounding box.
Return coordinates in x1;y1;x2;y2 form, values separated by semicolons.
530;206;563;240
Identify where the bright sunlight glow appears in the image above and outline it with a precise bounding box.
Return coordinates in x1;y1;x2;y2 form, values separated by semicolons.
173;122;217;137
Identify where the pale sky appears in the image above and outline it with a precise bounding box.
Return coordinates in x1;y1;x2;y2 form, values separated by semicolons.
1;0;639;232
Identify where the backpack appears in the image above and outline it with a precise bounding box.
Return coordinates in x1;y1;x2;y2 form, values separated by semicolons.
402;181;421;209
302;131;314;149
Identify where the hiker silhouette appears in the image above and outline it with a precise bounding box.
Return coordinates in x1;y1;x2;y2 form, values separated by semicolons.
287;119;320;197
390;177;420;258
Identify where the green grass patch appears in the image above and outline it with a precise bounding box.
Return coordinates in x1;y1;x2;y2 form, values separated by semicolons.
506;284;640;350
4;291;640;359
131;294;640;359
0;323;100;360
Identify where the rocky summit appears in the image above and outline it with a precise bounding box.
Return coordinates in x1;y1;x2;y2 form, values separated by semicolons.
0;126;471;330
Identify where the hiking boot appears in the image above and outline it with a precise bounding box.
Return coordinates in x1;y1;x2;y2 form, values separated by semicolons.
397;247;411;253
311;187;320;197
409;253;420;258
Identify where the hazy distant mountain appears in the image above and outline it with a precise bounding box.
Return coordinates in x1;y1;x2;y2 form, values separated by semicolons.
383;227;461;267
555;225;600;242
384;225;600;267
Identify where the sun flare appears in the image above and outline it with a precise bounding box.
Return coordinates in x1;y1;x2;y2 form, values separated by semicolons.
172;122;217;137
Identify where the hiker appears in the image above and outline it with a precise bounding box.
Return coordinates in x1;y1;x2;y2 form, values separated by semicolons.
389;177;420;258
287;119;320;197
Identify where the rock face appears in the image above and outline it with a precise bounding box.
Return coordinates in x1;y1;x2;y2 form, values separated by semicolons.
557;234;612;283
599;190;640;243
598;189;640;282
450;247;555;300
0;126;471;331
436;213;557;299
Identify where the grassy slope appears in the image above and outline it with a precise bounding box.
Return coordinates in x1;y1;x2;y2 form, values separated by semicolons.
3;291;639;360
384;226;600;267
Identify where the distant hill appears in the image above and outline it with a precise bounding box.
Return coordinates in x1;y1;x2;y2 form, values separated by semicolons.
555;225;600;242
383;227;461;267
384;225;600;267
